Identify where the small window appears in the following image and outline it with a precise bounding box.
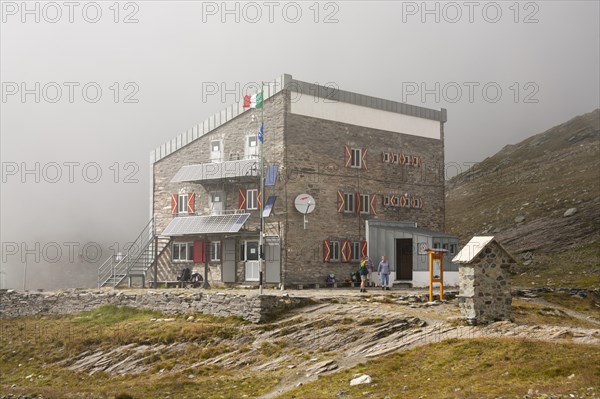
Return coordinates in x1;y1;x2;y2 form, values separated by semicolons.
392;153;399;164
248;136;257;148
360;194;370;214
449;244;457;255
247;189;258;210
173;242;193;262
350;242;361;262
382;152;390;163
383;195;390;206
210;241;221;262
350;148;362;168
442;243;448;251
330;241;340;262
344;193;355;213
178;194;188;214
433;242;440;249
211;141;221;152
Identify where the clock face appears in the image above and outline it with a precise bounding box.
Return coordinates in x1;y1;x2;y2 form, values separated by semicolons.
294;194;316;214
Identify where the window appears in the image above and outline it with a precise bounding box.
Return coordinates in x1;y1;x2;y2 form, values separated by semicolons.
210;241;221;261
383;196;390;206
211;192;223;214
350;242;361;262
433;242;440;249
173;242;193;262
178;194;188;214
350;148;362;168
392;153;399;164
360;194;370;214
442;243;448;251
210;140;222;162
246;135;258;159
449;244;457;255
382;152;390;162
247;189;258;210
330;241;340;262
344;192;355;213
240;241;259;261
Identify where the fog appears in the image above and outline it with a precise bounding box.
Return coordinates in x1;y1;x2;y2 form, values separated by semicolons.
1;1;599;289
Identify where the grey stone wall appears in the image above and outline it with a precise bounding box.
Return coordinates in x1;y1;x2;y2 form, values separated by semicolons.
457;241;515;324
282;103;445;284
0;289;313;324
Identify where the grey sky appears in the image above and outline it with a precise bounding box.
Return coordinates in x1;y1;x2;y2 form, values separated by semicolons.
1;1;599;289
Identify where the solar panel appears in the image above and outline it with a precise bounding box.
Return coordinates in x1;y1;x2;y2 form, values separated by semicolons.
171;159;258;183
162;213;251;236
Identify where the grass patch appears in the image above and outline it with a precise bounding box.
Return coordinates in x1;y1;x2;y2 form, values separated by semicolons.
538;290;600;319
278;338;600;399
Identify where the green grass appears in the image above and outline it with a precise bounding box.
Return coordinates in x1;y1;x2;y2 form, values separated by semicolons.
278;338;600;399
0;306;278;399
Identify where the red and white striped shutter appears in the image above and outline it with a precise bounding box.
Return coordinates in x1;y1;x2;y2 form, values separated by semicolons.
171;194;178;214
187;192;195;213
361;148;368;169
344;146;352;167
401;153;406;165
337;191;345;213
193;240;205;263
419;197;424;209
238;189;246;210
370;194;377;215
355;192;361;215
361;240;367;258
323;240;331;262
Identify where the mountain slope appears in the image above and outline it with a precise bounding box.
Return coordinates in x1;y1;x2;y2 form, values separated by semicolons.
446;109;600;288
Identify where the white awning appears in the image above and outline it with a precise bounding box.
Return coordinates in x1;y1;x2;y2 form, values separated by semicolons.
162;213;251;236
171;159;258;183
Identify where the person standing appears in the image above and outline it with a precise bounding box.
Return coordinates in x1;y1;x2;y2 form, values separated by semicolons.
358;259;369;293
365;256;374;287
378;255;390;290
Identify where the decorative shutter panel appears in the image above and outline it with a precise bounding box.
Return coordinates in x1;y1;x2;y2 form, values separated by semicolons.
193;240;205;263
355;192;361;215
238;189;246;210
419;197;424;209
323;240;331;262
344;146;351;167
337;191;345;213
341;240;351;263
171;194;178;214
401;153;406;165
257;188;261;209
370;194;377;215
361;148;368;169
188;192;195;213
361;240;367;258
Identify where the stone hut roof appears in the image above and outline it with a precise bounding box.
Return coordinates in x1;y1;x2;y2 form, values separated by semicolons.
452;236;516;264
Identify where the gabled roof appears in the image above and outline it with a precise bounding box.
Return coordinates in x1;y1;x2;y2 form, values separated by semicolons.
452;236;516;263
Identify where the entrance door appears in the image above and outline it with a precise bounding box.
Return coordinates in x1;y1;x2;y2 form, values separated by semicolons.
265;237;280;283
244;241;260;281
396;238;413;280
222;239;236;283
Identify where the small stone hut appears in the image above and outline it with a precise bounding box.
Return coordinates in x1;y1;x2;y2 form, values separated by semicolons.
452;236;517;324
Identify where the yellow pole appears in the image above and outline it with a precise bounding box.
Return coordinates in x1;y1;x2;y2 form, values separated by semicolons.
428;250;433;302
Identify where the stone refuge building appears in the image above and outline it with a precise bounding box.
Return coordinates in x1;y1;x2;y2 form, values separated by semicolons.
103;74;458;289
453;236;517;324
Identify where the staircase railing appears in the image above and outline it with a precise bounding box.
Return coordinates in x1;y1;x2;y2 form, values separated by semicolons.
98;218;155;288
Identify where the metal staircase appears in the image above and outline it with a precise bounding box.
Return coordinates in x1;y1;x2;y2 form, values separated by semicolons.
97;218;172;288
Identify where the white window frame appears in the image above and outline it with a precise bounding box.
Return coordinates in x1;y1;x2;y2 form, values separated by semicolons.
177;193;188;214
210;241;221;262
343;192;355;213
246;189;258;210
245;135;258;159
210;191;223;215
210;140;223;162
392;153;399;164
330;241;340;262
382;152;390;163
350;148;362;168
172;242;193;262
360;194;370;214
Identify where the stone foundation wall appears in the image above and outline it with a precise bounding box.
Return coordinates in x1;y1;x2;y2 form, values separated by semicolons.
0;289;313;324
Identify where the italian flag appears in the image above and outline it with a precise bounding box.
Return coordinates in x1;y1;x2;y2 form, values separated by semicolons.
243;91;263;109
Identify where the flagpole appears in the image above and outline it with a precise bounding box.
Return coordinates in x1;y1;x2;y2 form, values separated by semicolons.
259;82;265;296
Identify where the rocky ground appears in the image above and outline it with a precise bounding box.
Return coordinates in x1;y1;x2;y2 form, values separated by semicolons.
2;287;598;399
